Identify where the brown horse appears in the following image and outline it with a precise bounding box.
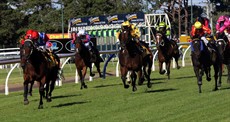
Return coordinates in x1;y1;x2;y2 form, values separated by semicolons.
74;36;102;89
155;33;181;79
191;38;221;93
118;26;152;91
20;39;59;109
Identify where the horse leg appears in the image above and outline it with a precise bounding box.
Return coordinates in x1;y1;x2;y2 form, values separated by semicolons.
213;64;219;91
193;66;202;93
159;62;166;75
47;78;56;102
131;71;137;92
138;68;144;85
227;64;230;84
166;61;171;79
204;66;211;81
38;81;45;109
28;81;34;96
146;61;152;88
218;63;222;87
82;67;88;89
23;81;29;105
174;48;181;69
95;62;102;78
89;63;95;77
120;66;129;89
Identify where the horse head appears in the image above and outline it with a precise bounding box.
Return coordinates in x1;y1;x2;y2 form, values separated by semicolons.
155;33;164;46
119;26;132;49
191;39;203;57
75;35;85;52
20;39;35;68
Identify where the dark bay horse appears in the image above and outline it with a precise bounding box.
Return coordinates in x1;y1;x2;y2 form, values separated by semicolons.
20;39;59;109
118;26;152;91
155;33;181;79
191;38;221;93
216;33;230;84
74;36;102;89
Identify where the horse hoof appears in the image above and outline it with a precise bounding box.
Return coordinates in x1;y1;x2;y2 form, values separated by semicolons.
124;85;129;89
38;105;43;109
27;93;32;96
24;100;29;105
147;83;152;88
212;88;218;91
90;73;95;77
84;85;88;89
177;66;181;69
132;87;137;92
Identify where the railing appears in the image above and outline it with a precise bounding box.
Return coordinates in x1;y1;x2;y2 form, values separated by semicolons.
0;42;191;95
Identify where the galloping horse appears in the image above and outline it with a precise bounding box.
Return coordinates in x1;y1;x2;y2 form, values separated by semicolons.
155;33;181;79
74;36;102;89
191;38;221;93
20;39;59;109
216;33;230;84
118;26;152;91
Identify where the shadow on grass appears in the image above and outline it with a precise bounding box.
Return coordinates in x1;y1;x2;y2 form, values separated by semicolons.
52;94;82;99
173;75;196;80
145;88;178;93
52;101;90;108
94;83;122;88
31;94;82;102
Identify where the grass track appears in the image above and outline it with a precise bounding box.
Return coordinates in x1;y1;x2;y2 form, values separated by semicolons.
0;64;230;122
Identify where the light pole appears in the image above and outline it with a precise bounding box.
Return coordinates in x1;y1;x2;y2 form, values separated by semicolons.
191;0;193;24
61;0;64;38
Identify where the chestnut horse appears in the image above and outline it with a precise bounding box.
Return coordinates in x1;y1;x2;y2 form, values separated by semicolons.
20;39;59;109
191;38;221;93
155;33;181;79
74;36;102;89
118;26;153;91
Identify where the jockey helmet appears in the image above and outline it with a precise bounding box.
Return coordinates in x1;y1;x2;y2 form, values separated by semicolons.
26;29;34;34
46;41;52;48
194;21;202;29
159;22;166;27
78;29;86;36
31;31;39;40
122;21;130;27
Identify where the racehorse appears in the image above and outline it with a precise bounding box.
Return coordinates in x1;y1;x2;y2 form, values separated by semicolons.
155;33;181;79
74;36;102;89
216;33;230;84
20;39;59;109
191;38;221;93
118;26;152;91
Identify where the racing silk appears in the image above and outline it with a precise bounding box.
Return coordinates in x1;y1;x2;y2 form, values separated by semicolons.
190;25;211;38
216;16;230;33
71;33;90;44
38;32;49;46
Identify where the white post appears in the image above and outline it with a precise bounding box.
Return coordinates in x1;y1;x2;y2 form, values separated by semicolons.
182;45;191;67
75;69;79;83
152;50;158;71
5;63;19;95
116;60;120;77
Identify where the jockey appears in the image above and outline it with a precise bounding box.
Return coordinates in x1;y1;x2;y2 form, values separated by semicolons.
156;21;172;43
21;29;49;48
190;21;212;48
119;20;143;52
77;29;94;51
197;15;211;29
216;15;230;41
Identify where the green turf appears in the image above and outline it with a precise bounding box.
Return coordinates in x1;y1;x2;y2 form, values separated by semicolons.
0;64;230;122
